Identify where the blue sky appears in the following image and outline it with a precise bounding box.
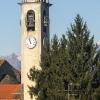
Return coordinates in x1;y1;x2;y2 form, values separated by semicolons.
0;0;100;56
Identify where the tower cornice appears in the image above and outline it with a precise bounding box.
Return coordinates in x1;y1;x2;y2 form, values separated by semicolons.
18;2;52;7
18;0;52;6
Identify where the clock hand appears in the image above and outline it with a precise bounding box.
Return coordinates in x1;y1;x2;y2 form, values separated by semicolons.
29;38;31;44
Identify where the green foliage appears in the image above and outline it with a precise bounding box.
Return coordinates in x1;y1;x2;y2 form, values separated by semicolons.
28;34;68;100
28;14;100;100
67;15;95;82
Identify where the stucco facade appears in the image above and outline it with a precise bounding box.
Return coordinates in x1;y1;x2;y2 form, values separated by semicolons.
20;0;51;99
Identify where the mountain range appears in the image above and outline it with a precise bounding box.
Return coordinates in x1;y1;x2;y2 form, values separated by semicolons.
1;53;21;70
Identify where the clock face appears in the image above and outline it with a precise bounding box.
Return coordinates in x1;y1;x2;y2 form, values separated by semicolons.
26;36;37;49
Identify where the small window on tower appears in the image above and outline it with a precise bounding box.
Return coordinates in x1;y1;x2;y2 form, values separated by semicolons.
26;10;35;31
43;10;49;33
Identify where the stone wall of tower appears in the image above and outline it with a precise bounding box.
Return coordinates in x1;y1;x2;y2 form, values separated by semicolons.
20;0;51;99
21;3;42;100
41;4;50;52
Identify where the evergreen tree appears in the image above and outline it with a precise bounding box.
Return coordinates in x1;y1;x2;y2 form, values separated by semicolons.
66;14;100;99
28;14;100;100
66;14;94;82
28;35;67;100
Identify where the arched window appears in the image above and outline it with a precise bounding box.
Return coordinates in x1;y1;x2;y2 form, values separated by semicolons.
43;10;48;32
26;10;35;31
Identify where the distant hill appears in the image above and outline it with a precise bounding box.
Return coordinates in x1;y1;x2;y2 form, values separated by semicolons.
0;59;21;84
1;53;21;70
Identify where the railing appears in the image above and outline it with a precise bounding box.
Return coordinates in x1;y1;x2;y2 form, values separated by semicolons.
51;90;80;100
51;83;80;100
21;0;50;3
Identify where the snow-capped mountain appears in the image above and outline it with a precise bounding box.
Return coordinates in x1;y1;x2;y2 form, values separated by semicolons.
96;42;100;50
4;53;21;70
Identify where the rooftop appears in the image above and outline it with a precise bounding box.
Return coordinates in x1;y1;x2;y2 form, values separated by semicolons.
0;84;22;99
0;59;6;66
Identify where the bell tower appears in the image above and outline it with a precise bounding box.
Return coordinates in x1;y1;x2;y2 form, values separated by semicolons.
19;0;52;99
